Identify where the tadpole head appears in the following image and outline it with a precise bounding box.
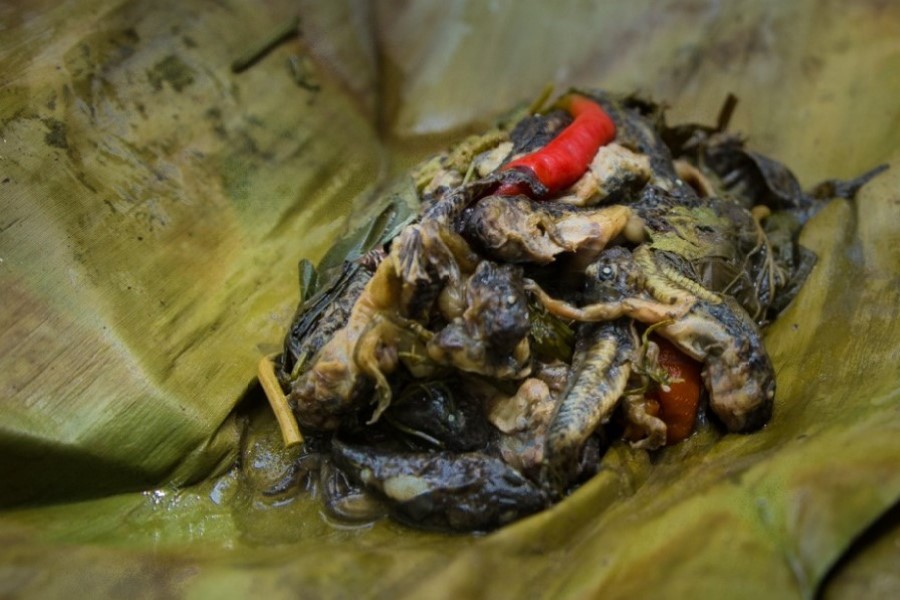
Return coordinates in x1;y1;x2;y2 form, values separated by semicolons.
584;246;641;302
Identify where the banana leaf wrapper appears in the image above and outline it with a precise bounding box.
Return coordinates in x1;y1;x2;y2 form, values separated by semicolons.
0;0;898;598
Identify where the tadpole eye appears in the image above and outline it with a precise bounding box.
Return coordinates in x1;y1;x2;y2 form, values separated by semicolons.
598;265;615;280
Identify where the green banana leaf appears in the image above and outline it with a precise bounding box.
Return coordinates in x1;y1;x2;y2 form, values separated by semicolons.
1;0;898;598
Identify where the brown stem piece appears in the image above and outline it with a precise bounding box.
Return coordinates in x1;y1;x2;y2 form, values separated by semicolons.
258;354;303;447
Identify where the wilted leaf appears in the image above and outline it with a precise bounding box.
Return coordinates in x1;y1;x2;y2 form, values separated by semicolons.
0;0;385;504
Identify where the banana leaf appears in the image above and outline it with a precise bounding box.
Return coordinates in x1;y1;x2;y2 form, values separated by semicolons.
1;0;898;598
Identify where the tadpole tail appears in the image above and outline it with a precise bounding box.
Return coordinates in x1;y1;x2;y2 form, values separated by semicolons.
542;319;634;494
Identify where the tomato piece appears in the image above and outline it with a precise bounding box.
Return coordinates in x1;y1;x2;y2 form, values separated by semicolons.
648;335;702;444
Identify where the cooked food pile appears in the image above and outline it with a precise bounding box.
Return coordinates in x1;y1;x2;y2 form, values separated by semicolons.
267;90;883;532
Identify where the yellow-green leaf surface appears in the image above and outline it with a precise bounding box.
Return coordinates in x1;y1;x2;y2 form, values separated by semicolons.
0;0;384;503
1;0;898;598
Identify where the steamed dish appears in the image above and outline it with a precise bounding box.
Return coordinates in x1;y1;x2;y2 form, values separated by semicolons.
266;90;883;531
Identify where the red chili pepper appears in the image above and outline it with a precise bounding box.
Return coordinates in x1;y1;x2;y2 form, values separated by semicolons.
647;335;702;444
496;94;617;198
